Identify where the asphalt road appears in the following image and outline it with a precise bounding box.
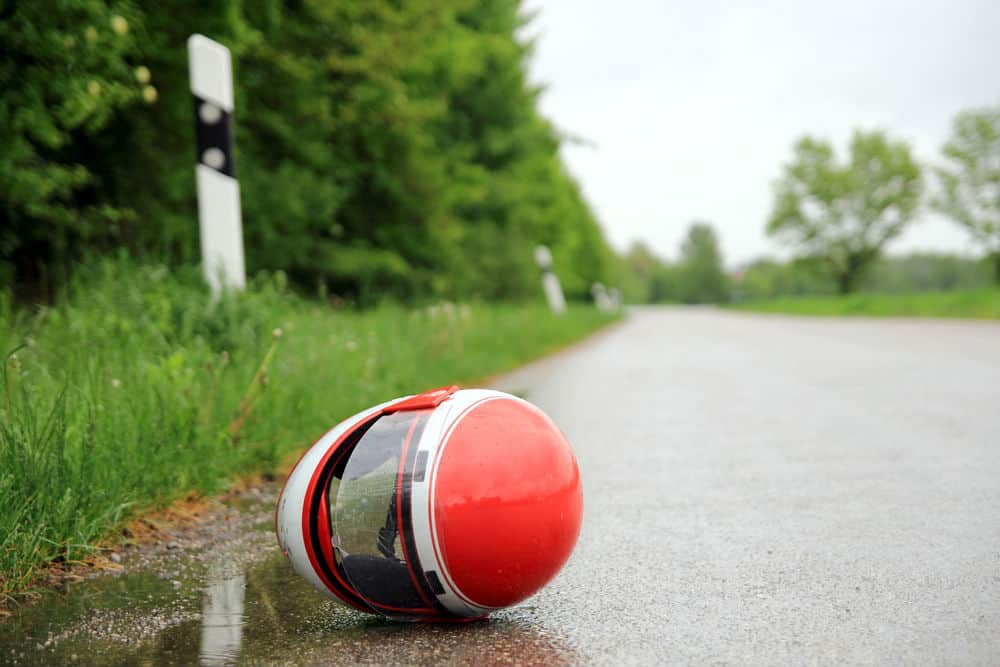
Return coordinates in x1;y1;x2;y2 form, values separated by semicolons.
491;307;1000;665
5;307;999;666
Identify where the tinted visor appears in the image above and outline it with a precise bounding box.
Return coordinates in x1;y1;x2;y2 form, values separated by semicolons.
325;410;441;617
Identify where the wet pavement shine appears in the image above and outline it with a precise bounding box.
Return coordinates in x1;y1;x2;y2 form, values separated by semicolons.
3;307;1000;665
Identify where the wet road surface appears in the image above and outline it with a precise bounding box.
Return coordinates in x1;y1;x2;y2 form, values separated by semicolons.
4;307;1000;665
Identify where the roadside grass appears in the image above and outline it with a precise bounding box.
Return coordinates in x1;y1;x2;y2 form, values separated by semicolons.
729;288;1000;320
0;258;619;603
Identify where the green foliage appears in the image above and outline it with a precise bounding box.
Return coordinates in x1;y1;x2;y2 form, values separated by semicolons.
0;2;146;291
620;242;664;303
767;130;923;294
861;253;992;292
621;224;731;304
669;223;730;304
735;257;834;301
734;252;992;301
0;0;616;303
730;288;1000;320
933;106;1000;284
0;257;618;601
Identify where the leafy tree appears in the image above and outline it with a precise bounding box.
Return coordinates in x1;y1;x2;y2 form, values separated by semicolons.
0;1;145;292
620;240;687;304
237;0;459;302
766;130;923;294
734;252;991;300
672;222;730;303
736;257;833;300
933;107;1000;284
621;241;662;302
1;0;619;302
428;0;612;300
621;227;730;304
862;252;991;292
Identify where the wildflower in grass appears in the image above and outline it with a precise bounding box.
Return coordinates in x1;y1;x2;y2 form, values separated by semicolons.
135;66;151;84
111;378;121;389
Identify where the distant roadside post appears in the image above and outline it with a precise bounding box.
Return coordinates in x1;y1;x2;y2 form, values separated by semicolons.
591;282;612;312
534;245;566;314
188;34;246;296
608;287;622;310
591;282;623;312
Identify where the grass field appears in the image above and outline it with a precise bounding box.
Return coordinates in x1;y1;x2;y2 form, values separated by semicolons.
0;259;619;602
730;288;1000;320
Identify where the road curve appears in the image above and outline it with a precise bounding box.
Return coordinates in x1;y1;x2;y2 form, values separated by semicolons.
493;306;1000;665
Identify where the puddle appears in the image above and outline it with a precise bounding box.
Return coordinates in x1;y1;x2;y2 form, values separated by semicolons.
1;490;578;667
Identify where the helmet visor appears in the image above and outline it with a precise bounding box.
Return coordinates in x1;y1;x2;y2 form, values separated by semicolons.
326;410;439;616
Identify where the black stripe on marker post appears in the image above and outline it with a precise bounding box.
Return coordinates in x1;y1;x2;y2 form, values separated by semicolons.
192;94;235;177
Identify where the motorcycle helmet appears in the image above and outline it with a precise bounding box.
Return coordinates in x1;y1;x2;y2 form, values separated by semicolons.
275;386;583;620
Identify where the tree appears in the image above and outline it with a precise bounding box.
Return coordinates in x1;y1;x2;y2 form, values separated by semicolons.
1;0;619;301
673;222;729;303
0;1;145;293
621;241;661;302
620;242;665;303
766;130;923;294
737;257;833;300
933;107;1000;284
862;252;991;292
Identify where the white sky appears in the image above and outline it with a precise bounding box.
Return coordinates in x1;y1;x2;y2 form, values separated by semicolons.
522;0;1000;266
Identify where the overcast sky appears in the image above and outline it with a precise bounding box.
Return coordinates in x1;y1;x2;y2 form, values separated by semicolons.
522;0;1000;266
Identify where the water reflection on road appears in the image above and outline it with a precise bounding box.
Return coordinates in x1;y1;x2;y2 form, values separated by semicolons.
199;562;245;666
0;520;578;667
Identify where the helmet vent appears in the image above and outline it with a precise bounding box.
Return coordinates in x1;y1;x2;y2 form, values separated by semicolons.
424;570;446;596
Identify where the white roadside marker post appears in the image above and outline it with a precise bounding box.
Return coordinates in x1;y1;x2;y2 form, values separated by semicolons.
591;282;612;312
608;287;622;311
534;245;567;315
199;562;245;665
188;34;245;297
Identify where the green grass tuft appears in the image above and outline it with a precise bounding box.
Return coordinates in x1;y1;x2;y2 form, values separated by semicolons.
0;258;619;602
729;288;1000;320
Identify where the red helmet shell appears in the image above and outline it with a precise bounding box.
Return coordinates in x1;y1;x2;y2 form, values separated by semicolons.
432;395;583;609
275;387;583;619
